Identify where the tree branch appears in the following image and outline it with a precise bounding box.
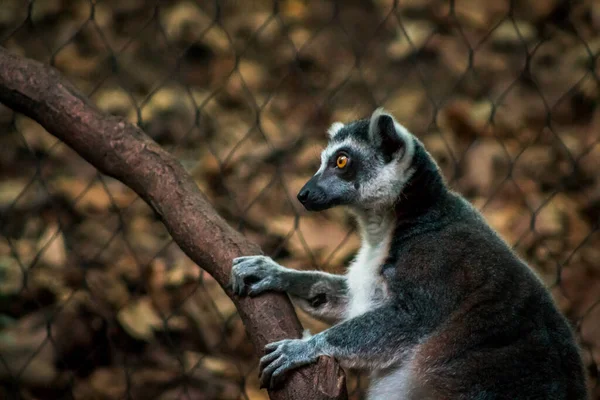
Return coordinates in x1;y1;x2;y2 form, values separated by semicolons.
0;46;347;400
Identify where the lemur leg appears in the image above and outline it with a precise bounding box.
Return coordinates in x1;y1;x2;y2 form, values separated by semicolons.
258;304;417;389
230;255;348;324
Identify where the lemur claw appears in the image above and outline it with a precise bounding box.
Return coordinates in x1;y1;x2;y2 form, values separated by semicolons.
229;255;283;297
258;338;318;389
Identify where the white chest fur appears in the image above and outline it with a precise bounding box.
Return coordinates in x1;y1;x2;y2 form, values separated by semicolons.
345;214;393;320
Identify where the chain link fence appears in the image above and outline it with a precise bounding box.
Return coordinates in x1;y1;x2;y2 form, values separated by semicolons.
0;0;598;399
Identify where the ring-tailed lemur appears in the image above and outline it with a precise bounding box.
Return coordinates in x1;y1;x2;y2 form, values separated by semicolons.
229;109;588;399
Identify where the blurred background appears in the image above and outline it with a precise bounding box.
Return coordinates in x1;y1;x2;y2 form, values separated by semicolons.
0;0;599;399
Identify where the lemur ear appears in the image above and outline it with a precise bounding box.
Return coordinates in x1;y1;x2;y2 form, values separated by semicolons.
368;108;405;161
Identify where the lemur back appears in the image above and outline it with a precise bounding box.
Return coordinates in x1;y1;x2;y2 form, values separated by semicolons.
230;108;588;399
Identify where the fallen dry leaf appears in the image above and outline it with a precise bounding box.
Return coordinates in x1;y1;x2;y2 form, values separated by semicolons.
117;297;162;341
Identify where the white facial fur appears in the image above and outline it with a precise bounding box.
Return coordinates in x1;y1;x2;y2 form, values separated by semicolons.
315;109;417;211
315;136;365;176
362;109;417;209
327;121;345;138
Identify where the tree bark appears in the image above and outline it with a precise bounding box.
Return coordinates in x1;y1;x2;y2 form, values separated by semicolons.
0;46;347;400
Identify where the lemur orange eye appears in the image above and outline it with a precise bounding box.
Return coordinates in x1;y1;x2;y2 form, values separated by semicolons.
336;155;348;169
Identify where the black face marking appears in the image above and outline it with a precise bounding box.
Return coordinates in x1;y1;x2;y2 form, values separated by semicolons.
330;119;371;144
326;147;358;181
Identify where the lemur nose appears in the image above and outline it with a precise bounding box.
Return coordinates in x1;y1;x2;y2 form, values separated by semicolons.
297;189;310;203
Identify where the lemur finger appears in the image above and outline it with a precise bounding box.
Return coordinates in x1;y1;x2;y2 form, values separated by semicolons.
264;340;285;353
259;355;285;389
231;267;255;295
232;263;259;278
232;275;246;296
234;259;267;272
237;279;249;296
233;255;264;264
259;349;281;371
228;273;238;294
232;257;251;265
247;280;272;297
246;288;262;297
233;280;243;296
269;365;290;389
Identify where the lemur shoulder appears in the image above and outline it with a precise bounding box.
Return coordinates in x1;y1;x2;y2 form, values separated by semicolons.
230;108;588;399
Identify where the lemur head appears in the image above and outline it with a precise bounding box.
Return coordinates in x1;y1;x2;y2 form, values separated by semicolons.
297;108;417;212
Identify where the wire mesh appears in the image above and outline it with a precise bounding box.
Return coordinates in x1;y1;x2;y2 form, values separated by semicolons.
0;0;599;399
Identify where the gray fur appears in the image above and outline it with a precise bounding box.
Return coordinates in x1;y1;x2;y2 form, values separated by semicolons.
231;255;348;324
229;109;588;399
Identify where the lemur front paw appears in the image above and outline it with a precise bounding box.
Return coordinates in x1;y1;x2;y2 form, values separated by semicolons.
259;338;318;389
230;255;283;297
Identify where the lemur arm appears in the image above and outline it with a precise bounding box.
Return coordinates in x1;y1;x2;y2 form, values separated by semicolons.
255;274;448;389
230;256;348;324
257;302;425;388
